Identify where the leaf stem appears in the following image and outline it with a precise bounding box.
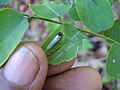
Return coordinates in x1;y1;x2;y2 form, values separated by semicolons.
58;16;62;22
78;28;119;44
113;78;118;90
22;13;63;24
22;13;119;44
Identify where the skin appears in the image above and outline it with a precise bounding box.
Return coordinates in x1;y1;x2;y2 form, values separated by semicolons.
0;42;102;90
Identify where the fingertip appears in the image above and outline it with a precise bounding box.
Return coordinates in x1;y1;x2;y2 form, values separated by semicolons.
23;42;48;67
47;59;75;76
22;42;48;90
44;66;102;90
73;66;102;90
1;42;48;90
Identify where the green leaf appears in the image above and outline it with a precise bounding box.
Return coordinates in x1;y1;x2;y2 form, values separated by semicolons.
119;0;120;3
68;0;80;21
105;19;120;43
61;0;70;5
106;43;120;79
0;8;28;67
42;23;85;65
75;0;114;32
108;0;113;6
46;22;60;33
38;0;44;4
0;0;12;5
79;39;93;51
30;2;68;19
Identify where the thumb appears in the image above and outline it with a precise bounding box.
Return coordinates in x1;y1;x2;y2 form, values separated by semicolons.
0;42;48;90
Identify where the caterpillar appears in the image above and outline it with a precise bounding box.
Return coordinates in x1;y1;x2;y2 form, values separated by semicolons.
47;32;62;50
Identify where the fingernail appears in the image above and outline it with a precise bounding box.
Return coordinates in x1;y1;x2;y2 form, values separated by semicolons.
3;46;39;86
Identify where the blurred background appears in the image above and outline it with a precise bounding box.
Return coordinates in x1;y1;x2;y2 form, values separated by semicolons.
1;0;120;89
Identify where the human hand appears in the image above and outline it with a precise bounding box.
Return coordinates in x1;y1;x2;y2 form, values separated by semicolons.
0;42;102;90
